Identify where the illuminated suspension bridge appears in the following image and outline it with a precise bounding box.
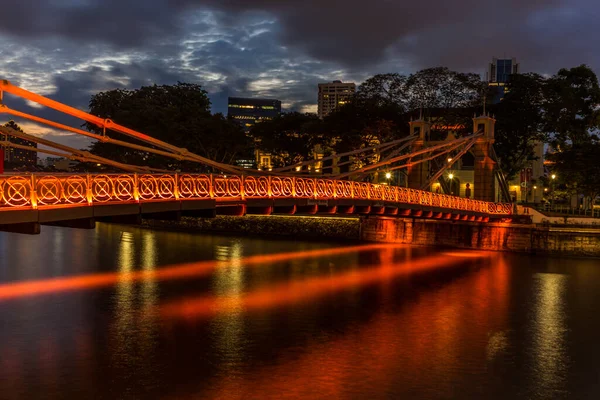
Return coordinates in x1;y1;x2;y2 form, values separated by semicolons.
0;80;512;234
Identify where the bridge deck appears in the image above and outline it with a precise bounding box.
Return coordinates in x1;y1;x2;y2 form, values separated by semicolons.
0;173;512;229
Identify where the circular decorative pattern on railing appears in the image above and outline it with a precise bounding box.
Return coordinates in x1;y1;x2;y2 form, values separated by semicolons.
195;175;211;197
243;176;257;197
36;176;62;205
295;178;309;197
178;174;196;198
138;175;157;200
1;176;31;207
257;176;270;196
316;179;333;198
63;176;87;204
91;175;114;203
281;177;294;197
113;175;135;201
158;175;176;199
271;177;283;197
355;182;368;199
335;180;351;198
227;176;241;197
212;176;228;197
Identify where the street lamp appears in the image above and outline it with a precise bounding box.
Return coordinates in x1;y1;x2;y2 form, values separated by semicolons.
448;173;454;195
551;174;557;210
533;185;537;204
385;172;392;180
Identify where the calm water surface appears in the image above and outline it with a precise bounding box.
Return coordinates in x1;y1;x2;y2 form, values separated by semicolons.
0;223;599;399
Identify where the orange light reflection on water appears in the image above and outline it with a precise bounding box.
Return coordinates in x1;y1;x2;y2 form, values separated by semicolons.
160;251;494;320
0;243;401;301
181;253;509;400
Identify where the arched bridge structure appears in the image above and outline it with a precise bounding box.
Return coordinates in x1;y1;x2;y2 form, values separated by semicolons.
0;80;513;234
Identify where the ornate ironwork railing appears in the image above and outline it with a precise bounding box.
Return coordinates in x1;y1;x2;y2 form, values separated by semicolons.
0;173;513;215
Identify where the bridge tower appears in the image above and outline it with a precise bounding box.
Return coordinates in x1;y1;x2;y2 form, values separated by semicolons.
472;113;497;202
406;116;431;189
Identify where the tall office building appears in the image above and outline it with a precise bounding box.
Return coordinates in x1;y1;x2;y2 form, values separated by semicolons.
227;97;282;134
227;97;282;170
487;57;520;103
1;121;37;167
317;81;356;119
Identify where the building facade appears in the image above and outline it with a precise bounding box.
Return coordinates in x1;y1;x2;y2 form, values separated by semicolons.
317;81;356;119
1;121;38;167
227;97;281;134
227;97;282;170
487;57;520;103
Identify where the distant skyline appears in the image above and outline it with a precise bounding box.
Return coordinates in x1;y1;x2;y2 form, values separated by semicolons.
0;0;599;149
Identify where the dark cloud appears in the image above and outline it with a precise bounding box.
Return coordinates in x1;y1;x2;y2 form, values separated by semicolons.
1;0;599;150
2;0;591;72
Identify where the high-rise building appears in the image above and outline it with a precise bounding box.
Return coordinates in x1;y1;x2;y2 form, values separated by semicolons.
487;57;520;103
1;121;37;167
227;97;282;134
317;81;356;119
227;97;282;170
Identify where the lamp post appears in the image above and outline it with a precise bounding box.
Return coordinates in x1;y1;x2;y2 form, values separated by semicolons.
448;173;454;195
533;185;537;204
551;174;556;210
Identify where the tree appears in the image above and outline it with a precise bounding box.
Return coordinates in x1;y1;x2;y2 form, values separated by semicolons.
544;65;600;147
357;73;407;108
87;82;251;171
322;98;408;154
405;67;485;109
547;142;600;209
249;112;323;167
491;73;547;180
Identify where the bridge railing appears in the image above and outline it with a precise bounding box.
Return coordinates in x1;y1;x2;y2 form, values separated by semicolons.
0;173;512;215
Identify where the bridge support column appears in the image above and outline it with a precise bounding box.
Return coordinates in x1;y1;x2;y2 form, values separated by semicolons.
472;114;497;202
406;118;431;190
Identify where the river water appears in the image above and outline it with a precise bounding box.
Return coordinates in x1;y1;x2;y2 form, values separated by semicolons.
0;223;599;399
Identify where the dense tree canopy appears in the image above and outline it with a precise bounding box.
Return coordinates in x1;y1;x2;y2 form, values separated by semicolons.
491;73;547;180
356;73;407;108
87;82;251;171
321;98;407;154
250;112;323;167
543;65;600;147
547;141;600;207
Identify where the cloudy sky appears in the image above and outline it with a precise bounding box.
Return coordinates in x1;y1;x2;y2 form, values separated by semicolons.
0;0;598;150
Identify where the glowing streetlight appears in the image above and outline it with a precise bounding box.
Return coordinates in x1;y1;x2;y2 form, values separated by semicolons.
385;172;392;179
551;174;556;209
448;173;454;180
447;158;453;163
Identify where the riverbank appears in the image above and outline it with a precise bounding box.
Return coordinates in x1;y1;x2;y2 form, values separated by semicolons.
141;215;600;258
360;217;600;258
142;215;361;242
